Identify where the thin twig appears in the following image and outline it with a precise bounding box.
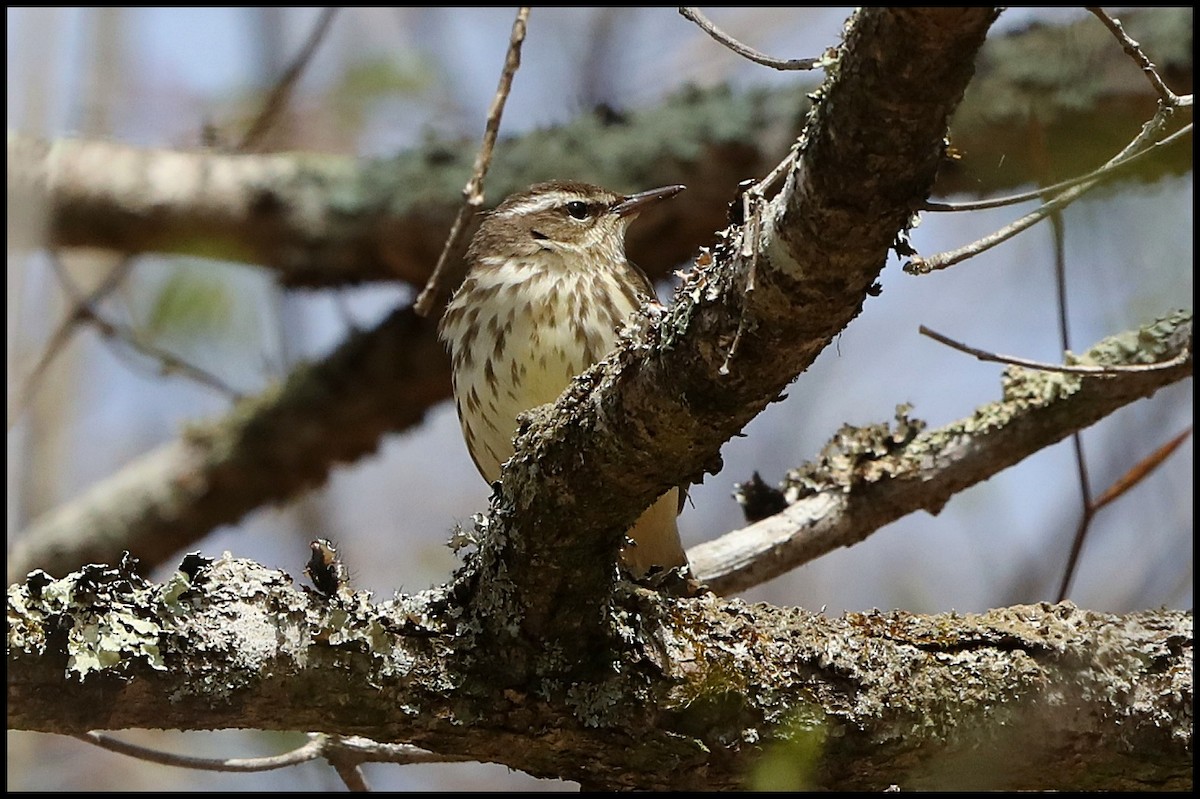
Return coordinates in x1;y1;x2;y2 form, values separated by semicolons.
718;146;797;376
1090;426;1192;511
678;7;821;71
922;123;1193;212
74;732;324;772
908;7;1192;276
1044;185;1096;604
1086;7;1179;104
413;7;531;318
918;325;1189;375
239;8;340;151
74;730;471;776
328;758;371;792
8;258;135;428
906;113;1187;274
89;310;244;399
322;735;473;766
1055;426;1193;601
46;257;243;400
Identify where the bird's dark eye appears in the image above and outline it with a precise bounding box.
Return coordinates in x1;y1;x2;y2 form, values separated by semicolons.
565;201;590;220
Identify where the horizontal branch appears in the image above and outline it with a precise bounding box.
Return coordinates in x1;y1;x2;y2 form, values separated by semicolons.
691;311;1194;594
7;307;449;583
6;554;1193;790
6;9;1190;288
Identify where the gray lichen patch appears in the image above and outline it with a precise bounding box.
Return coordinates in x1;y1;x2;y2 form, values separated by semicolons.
7;559;168;680
782;404;927;500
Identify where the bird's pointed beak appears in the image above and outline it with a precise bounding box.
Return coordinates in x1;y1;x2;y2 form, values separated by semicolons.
613;184;686;218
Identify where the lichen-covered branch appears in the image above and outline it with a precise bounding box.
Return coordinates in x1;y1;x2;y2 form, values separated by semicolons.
6;554;1192;790
692;311;1194;594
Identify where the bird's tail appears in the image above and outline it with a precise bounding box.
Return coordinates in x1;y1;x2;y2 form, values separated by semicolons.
621;488;689;577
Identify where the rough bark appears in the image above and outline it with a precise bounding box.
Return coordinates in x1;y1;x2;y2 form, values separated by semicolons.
463;6;1004;653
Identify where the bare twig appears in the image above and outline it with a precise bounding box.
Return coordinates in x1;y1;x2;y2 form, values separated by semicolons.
1086;7;1180;104
89;310;244;399
907;3;1194;277
1056;426;1193;601
46;257;242;400
8;258;135;428
922;123;1193;212
691;313;1193;595
73;730;471;778
413;7;531;317
1045;193;1097;604
328;758;370;792
678;7;822;71
719;149;797;375
907;119;1191;273
238;8;340;151
1091;426;1192;511
74;732;324;772
918;325;1189;375
323;735;473;766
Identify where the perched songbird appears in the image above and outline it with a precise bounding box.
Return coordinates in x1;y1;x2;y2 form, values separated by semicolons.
438;180;688;576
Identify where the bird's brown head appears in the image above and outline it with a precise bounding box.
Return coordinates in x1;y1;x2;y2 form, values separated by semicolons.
467;180;685;270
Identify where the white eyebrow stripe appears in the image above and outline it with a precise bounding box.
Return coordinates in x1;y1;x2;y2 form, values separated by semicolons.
494;191;587;219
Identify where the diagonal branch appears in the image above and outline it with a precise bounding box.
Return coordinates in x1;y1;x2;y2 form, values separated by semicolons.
464;7;1003;647
691;312;1193;595
7;307;449;583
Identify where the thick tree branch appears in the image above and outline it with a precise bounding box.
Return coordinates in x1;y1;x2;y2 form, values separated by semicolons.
7;554;1192;790
6;9;1190;288
692;312;1193;594
464;7;1002;651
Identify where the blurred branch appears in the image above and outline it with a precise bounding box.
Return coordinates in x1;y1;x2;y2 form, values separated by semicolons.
6;8;1191;288
7;258;134;428
1056;425;1193;601
44;255;243;400
692;312;1194;595
7;306;450;583
238;8;340;151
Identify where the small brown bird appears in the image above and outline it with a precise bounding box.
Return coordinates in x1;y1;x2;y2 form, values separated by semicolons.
438;180;688;576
